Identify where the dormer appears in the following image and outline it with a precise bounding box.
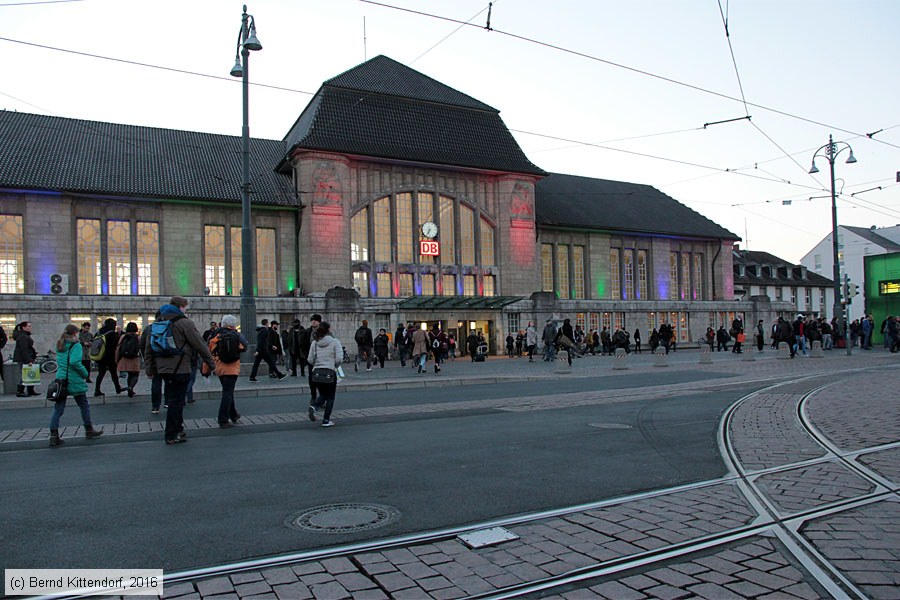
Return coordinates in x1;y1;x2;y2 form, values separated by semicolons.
799;266;808;280
752;265;762;277
738;264;746;277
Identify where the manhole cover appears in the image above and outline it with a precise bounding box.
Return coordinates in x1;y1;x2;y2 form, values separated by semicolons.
286;503;400;533
588;422;632;429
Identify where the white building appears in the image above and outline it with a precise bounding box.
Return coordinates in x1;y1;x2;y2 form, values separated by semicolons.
800;225;900;321
733;248;833;320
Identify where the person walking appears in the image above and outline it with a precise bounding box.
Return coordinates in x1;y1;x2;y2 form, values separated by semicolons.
202;321;218;343
448;333;457;361
269;321;284;369
505;332;515;358
48;324;103;446
555;318;576;365
525;322;537;362
93;318;123;397
307;321;343;427
299;314;322;407
354;319;374;372
14;321;39;397
732;327;745;354
141;311;164;414
756;320;765;352
373;328;390;368
542;319;557;361
716;325;730;352
78;322;94;383
412;325;429;373
207;315;247;429
115;322;142;397
394;323;409;367
428;323;448;373
288;319;305;376
466;330;479;362
633;328;642;353
144;296;216;445
249;319;286;381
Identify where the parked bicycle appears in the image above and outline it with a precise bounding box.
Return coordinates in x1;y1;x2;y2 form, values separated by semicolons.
35;350;58;373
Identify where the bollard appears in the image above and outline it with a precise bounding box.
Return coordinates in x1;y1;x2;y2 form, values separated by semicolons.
613;347;629;370
654;347;669;367
810;340;824;358
699;344;713;364
777;342;791;359
741;347;756;361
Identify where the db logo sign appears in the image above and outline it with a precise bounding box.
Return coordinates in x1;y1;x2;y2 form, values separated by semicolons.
419;240;440;256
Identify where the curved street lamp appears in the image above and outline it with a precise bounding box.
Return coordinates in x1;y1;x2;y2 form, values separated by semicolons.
230;5;262;340
809;134;857;355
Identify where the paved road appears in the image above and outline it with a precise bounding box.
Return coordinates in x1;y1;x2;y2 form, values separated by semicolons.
1;349;898;599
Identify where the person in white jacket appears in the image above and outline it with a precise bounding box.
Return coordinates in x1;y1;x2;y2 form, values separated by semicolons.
307;322;343;427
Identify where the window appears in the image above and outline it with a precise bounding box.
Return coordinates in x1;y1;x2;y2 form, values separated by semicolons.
77;218;102;294
399;273;413;297
442;274;455;296
573;246;585;299
805;288;812;309
136;222;159;295
460;205;475;265
557;246;569;299
775;287;783;301
760;285;768;297
708;312;717;329
541;244;553;292
613;312;625;332
483;275;495;297
669;253;679;300
463;275;476;296
602;312;612;332
0;215;24;294
623;249;634;299
819;289;826;313
351;208;369;261
680;253;690;301
576;313;586;331
481;218;495;266
589;313;599;332
376;272;392;298
108;220;131;295
417;193;434;265
814;254;822;270
610;249;620;299
204;225;226;296
637;250;648;299
507;313;520;337
353;271;369;297
421;273;435;296
230;226;242;295
256;227;276;296
396;193;413;263
373;198;391;263
790;287;797;306
693;254;703;300
439;196;455;264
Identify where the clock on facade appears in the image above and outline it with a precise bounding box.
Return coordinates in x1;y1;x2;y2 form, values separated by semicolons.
421;221;438;239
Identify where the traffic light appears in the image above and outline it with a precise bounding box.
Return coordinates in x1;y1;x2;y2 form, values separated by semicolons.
841;280;849;303
848;283;860;298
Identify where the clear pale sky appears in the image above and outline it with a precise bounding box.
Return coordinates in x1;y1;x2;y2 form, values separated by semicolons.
3;0;898;263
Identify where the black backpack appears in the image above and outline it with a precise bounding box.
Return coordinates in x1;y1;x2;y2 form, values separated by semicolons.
355;327;368;345
120;333;140;359
215;329;242;364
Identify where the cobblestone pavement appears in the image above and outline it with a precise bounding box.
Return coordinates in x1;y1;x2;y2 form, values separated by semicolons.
11;353;900;599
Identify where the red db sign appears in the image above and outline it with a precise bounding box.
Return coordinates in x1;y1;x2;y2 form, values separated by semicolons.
420;240;440;256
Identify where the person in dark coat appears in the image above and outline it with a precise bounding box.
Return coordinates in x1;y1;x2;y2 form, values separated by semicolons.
394;323;409;366
249;319;286;381
14;322;38;397
467;331;479;361
373;328;390;368
94;318;123;397
289;319;305;376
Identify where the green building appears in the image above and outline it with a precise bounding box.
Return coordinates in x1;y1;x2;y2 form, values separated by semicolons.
864;251;900;344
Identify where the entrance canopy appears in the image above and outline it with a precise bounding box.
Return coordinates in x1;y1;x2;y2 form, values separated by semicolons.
398;296;523;310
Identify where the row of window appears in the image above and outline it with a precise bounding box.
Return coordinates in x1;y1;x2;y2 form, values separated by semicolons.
351;192;495;267
351;271;496;298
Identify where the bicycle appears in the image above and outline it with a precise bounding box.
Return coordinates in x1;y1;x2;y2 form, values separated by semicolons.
35;350;58;373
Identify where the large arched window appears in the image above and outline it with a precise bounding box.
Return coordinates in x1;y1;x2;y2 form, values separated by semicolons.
350;192;496;297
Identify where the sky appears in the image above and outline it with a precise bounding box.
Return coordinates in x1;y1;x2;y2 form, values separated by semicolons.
2;0;899;264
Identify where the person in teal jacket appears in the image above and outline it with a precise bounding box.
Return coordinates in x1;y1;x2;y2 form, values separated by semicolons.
49;324;103;447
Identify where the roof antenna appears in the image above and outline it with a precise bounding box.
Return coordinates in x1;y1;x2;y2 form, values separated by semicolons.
485;2;492;30
363;16;367;61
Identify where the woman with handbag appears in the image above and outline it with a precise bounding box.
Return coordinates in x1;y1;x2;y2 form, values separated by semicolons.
48;324;103;447
116;322;142;397
307;321;343;428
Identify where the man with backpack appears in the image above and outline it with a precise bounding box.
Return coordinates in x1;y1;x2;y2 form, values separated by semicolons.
206;314;247;428
354;319;374;372
144;296;216;445
141;311;165;413
93;318;123;397
249;318;286;382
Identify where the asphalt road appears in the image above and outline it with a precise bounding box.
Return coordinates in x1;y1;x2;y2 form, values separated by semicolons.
1;373;753;573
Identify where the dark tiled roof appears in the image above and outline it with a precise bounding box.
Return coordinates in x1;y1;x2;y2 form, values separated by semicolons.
282;56;545;176
733;249;833;286
0;111;296;205
534;173;739;240
843;226;900;251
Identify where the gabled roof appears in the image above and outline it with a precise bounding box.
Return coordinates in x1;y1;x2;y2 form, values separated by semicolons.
534;173;739;240
732;249;833;286
843;226;900;251
0;111;296;206
281;56;545;176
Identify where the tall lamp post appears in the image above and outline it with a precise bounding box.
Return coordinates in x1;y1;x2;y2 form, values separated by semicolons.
809;134;856;356
230;5;262;339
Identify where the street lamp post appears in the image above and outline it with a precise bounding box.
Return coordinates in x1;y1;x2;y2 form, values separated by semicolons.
809;134;857;356
230;5;262;340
